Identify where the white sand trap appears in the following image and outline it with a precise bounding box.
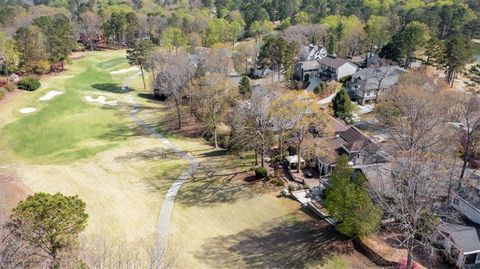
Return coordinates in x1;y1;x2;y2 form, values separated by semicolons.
19;107;37;114
110;67;140;75
84;95;118;106
39;90;63;101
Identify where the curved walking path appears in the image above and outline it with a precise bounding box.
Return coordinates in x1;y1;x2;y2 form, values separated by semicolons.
124;72;198;268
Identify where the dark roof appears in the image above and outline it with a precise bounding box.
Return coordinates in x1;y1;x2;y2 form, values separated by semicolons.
319;56;355;69
338;127;372;152
438;224;480;253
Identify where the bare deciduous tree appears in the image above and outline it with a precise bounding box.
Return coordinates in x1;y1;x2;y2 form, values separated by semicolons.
372;72;461;269
375;73;453;154
230;87;277;167
204;47;232;76
154;51;197;129
274;91;328;173
283;24;328;46
450;94;480;183
191;73;236;148
369;154;460;269
339;24;366;58
77;11;101;51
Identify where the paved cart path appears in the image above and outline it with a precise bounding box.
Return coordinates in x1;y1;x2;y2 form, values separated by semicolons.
124;72;198;268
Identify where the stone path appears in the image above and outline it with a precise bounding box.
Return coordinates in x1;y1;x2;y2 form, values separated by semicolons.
124;72;198;268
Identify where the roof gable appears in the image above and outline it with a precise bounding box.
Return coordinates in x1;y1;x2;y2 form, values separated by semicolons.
319;56;356;70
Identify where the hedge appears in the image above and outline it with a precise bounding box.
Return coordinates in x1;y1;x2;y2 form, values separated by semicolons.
18;77;41;91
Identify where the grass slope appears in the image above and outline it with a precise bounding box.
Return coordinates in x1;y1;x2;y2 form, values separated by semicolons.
0;50;188;242
134;103;379;269
1;51;133;163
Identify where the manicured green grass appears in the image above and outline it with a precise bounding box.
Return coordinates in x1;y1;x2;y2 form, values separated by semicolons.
1;52;132;163
0;50;190;242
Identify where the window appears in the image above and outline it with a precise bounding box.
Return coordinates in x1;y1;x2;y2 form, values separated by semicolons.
465;253;477;264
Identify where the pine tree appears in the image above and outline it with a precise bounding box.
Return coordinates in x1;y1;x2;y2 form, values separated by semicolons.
238;75;252;98
465;64;480;90
324;156;382;238
5;192;88;267
127;39;153;90
332;88;354;123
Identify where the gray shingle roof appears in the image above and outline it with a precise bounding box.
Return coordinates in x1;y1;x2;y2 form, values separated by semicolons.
319;56;355;69
438;224;480;253
300;60;320;71
338;127;372;152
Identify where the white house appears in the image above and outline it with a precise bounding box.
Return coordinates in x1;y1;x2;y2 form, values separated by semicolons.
299;44;328;62
318;55;358;81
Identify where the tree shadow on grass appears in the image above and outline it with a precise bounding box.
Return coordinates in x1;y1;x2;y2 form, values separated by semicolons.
138;93;161;101
91;83;126;93
195;217;352;269
114;148;177;162
176;150;269;208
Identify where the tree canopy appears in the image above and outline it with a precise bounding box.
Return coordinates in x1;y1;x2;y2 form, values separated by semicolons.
324;155;382;238
4;192;88;268
332;88;354;123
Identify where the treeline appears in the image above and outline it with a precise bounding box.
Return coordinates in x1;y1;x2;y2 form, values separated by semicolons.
0;0;479;77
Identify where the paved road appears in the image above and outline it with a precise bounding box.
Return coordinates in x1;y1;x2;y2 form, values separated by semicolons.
124;73;198;268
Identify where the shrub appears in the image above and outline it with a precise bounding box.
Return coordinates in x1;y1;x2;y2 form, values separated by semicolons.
303;73;310;83
313;81;326;96
338;75;352;84
255;167;268;179
5;83;15;92
18;77;41;91
270;178;284;187
33;60;51;74
287;184;295;192
0;90;4;100
0;80;7;87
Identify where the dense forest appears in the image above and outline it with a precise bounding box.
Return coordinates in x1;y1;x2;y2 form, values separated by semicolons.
0;0;479;78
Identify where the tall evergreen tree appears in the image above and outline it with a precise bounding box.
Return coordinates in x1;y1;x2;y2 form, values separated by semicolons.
127;39;153;90
14;26;49;74
5;192;88;268
33;14;75;71
438;34;474;86
238;75;252;98
324;155;382;238
332;88;354;123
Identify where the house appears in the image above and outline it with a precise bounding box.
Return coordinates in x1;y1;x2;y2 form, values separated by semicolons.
318;55;358;81
299;44;328;62
314;117;388;176
347;55;365;67
348;65;407;105
437;223;480;268
295;61;320;81
295;44;327;80
451;170;480;225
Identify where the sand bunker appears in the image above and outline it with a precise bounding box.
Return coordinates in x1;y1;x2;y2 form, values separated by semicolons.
19;107;37;114
39;90;63;101
110;67;140;75
84;95;118;106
